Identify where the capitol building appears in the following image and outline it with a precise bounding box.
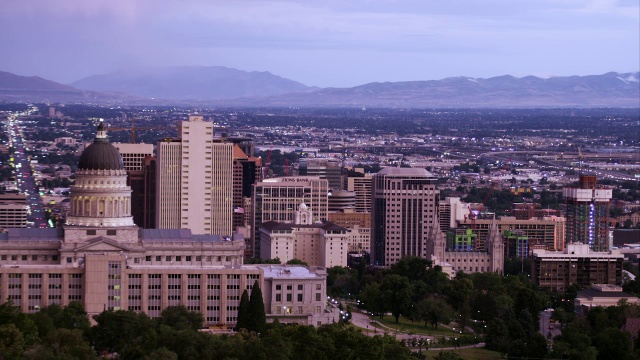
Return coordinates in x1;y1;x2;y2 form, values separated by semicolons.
0;124;335;328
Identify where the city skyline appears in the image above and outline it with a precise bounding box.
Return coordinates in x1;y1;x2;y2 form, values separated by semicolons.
0;0;638;87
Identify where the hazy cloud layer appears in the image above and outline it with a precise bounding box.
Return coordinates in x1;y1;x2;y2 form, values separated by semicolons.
1;0;638;87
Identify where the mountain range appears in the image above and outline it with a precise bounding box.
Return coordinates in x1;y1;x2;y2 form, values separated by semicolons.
0;67;638;107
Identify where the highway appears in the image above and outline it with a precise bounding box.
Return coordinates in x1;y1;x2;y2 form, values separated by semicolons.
6;113;48;228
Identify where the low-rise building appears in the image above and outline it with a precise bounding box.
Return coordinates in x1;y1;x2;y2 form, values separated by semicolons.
531;243;623;292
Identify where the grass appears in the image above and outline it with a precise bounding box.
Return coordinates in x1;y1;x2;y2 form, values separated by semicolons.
375;315;470;337
424;348;502;359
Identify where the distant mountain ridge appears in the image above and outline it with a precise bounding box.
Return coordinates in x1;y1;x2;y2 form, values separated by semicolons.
70;66;312;100
0;68;637;107
218;71;639;108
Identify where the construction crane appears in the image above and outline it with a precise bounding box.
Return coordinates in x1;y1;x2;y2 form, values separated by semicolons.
106;117;174;143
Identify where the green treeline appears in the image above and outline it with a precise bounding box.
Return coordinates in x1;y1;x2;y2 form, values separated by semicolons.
0;298;412;360
328;257;640;359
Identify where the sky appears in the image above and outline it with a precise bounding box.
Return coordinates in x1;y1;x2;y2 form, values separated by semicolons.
0;0;638;88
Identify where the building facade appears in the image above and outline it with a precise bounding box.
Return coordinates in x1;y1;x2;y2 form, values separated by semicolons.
344;173;373;213
0;194;28;230
531;243;623;292
252;176;329;259
0;124;335;328
563;175;612;251
156;116;233;236
371;168;439;267
459;216;565;252
259;204;349;268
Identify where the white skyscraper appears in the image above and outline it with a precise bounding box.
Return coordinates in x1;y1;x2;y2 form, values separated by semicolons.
156;115;233;236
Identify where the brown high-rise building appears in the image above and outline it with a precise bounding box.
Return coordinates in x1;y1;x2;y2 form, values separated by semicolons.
232;145;262;232
563;175;612;251
371;168;439;267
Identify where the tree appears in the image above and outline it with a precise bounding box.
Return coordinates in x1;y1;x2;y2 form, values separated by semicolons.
286;258;308;266
360;283;385;318
380;274;413;323
0;299;39;347
0;324;26;359
143;347;178;360
417;296;453;329
248;281;266;333
91;310;154;353
24;328;96;360
237;290;251;331
485;318;510;354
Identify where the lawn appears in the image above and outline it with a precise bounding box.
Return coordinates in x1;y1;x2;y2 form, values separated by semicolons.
375;314;471;337
424;348;502;359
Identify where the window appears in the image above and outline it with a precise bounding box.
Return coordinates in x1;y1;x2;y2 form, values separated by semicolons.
297;284;303;291
276;294;281;301
145;256;151;262
297;294;303;302
286;285;292;291
107;230;117;236
155;256;161;262
275;285;281;291
286;294;292;302
86;230;96;235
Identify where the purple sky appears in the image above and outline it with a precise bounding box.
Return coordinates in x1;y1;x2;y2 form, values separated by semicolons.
1;0;638;87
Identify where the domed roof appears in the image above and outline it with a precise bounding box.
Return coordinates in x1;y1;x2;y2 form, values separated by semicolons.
77;123;124;171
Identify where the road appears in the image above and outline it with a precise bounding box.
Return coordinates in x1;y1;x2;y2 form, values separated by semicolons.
6;113;48;228
539;309;561;341
350;311;486;352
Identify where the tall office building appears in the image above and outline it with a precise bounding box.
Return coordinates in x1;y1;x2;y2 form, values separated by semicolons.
0;124;336;328
232;145;262;231
0;194;28;229
563;175;612;251
156;116;233;236
112;143;154;228
252;176;329;258
371;168;439;267
299;159;342;191
344;173;373;213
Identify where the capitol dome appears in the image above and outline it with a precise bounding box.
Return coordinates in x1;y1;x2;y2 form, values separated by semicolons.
77;122;124;171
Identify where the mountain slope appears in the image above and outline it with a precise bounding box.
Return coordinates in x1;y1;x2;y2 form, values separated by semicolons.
71;66;311;100
219;72;640;108
0;71;77;91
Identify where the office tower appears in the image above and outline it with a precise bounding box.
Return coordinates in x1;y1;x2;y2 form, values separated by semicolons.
328;211;371;253
226;136;255;157
439;197;467;232
344;173;373;213
232;145;262;231
0;194;28;229
371;168;439;267
252;176;329;258
142;157;157;229
563;175;612;251
328;190;356;212
156;116;233;236
299;158;342;190
0;124;336;328
113;143;154;228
